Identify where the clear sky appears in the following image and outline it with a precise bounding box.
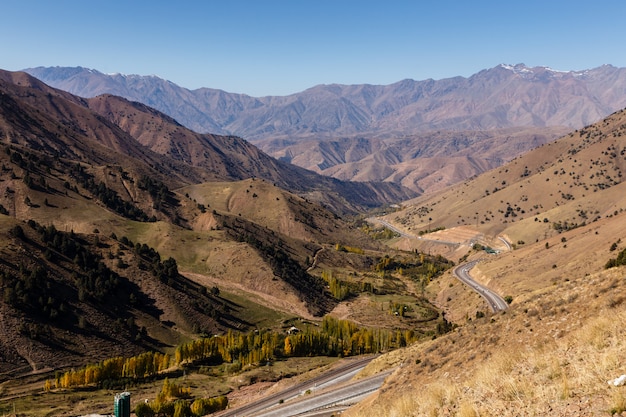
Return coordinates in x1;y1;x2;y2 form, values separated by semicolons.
2;0;625;97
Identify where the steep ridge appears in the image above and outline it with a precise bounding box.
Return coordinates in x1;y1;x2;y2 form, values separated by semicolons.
0;70;207;187
0;70;416;213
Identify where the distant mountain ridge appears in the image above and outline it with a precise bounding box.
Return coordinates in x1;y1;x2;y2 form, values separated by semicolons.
24;64;626;141
25;64;626;193
0;69;415;213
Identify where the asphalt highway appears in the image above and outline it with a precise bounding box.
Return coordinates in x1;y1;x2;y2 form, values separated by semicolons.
453;260;509;312
371;218;413;238
216;356;378;417
249;371;391;417
372;217;509;312
371;219;461;246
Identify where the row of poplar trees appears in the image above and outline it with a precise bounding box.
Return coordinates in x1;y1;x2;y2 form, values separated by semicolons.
46;317;419;391
175;316;418;366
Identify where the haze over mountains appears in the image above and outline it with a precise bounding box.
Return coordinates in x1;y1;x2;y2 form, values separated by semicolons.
25;64;626;192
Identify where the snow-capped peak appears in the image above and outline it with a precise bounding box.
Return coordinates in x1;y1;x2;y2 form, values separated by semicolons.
106;72;166;82
496;63;581;79
498;63;537;75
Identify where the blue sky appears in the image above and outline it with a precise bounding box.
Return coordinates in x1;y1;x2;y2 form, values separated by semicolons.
2;0;626;96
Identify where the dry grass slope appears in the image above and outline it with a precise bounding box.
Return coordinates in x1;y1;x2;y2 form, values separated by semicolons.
348;266;626;417
345;108;626;416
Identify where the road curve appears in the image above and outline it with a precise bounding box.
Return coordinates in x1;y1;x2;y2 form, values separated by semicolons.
453;261;508;312
370;218;414;238
498;236;512;251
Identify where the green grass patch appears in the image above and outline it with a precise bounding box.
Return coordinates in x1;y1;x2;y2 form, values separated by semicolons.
218;290;295;330
116;221;220;274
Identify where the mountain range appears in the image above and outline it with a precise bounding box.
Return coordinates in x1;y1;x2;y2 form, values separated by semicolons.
25;64;626;139
1;70;413;214
25;64;626;192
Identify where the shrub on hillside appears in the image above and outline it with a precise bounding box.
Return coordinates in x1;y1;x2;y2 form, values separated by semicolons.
605;247;626;269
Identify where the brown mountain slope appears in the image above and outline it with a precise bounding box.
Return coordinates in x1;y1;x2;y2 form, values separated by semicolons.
83;93;416;213
180;178;377;247
0;70;418;380
268;127;568;193
0;70;207;188
0;86;349;317
0;137;340;325
385;107;626;243
0;69;416;215
346;109;626;415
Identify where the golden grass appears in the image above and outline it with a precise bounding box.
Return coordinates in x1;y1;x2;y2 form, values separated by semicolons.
354;317;621;415
347;263;626;416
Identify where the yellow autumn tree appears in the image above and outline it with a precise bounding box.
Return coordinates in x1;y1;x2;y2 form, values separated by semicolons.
284;337;293;356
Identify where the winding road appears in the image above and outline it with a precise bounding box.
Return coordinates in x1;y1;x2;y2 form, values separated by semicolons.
372;217;510;312
227;221;507;416
453;260;508;312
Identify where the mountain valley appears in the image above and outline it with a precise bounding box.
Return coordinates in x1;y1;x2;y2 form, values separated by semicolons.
1;66;626;417
0;70;442;416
